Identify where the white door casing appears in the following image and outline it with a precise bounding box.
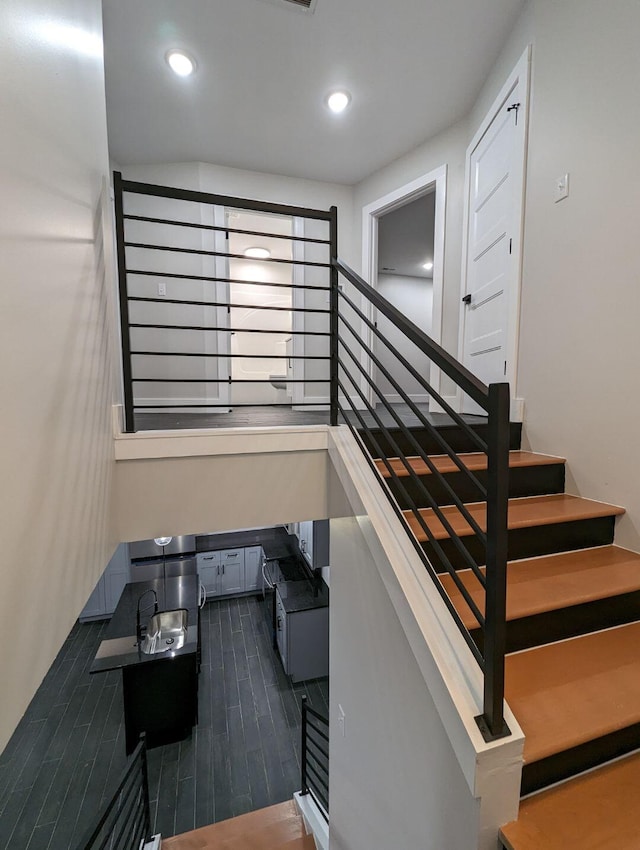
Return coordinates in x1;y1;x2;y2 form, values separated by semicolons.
361;164;447;411
459;47;530;419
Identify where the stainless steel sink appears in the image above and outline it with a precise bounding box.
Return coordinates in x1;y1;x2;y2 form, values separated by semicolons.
140;609;188;654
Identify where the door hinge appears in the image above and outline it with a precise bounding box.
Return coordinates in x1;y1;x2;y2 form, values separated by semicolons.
507;102;521;125
504;360;507;376
509;238;513;255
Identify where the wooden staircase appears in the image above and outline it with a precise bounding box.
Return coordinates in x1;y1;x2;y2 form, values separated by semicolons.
161;801;315;850
370;420;640;849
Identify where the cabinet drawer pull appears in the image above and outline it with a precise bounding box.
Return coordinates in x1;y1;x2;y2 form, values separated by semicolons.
203;555;214;560
226;553;238;558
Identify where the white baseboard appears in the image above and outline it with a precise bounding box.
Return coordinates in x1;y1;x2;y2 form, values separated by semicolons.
382;393;430;405
511;397;525;422
429;395;458;415
294;792;328;850
134;396;229;415
293;395;330;412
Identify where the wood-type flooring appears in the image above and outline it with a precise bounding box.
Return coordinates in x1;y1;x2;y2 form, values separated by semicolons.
0;594;328;850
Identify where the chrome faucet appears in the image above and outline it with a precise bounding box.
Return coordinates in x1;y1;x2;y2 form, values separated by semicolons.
136;589;158;644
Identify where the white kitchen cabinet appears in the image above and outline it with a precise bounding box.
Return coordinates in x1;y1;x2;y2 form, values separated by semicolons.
79;543;130;621
244;546;264;592
198;548;246;598
219;549;245;595
197;551;221;596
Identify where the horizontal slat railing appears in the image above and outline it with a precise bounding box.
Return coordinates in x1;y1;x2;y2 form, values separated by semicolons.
114;172;336;430
332;258;511;742
73;736;151;850
301;696;329;820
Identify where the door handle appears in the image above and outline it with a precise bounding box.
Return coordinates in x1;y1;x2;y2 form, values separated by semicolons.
462;294;472;305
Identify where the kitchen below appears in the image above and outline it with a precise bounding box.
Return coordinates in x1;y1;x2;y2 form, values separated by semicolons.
0;523;330;849
86;522;330;755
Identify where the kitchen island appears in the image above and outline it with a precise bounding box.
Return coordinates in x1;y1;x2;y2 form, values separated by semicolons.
91;574;200;754
275;580;329;682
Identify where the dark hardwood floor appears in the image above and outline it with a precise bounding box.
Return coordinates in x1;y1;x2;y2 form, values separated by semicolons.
0;594;328;849
133;402;486;433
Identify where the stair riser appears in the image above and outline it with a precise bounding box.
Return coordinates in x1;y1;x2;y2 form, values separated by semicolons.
471;589;640;653
385;463;565;509
521;721;640;796
360;422;522;458
422;516;617;572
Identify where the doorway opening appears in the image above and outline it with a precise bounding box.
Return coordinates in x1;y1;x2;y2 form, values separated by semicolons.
375;191;436;404
226;209;294;408
362;164;447;412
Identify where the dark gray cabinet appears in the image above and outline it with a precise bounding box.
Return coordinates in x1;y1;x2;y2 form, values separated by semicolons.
275;584;329;683
79;543;130;621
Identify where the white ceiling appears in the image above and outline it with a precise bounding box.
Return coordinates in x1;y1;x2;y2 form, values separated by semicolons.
378;192;436;279
102;0;526;185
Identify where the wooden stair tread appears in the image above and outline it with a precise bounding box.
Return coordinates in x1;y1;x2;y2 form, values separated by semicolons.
440;546;640;629
277;837;317;850
505;621;640;765
375;450;564;478
161;801;302;849
500;750;640;850
404;494;624;542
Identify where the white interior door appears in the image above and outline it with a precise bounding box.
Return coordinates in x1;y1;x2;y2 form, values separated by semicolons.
460;50;529;415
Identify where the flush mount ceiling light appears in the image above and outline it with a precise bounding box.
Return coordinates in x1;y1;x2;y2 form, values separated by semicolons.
244;247;271;259
166;49;196;77
422;261;434;271
326;90;351;114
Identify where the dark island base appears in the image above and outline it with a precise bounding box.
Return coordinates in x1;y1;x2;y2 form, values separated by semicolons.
123;654;199;754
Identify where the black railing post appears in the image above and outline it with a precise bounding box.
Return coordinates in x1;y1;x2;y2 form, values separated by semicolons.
113;171;136;433
139;734;151;842
300;695;309;795
476;381;511;741
329;206;339;426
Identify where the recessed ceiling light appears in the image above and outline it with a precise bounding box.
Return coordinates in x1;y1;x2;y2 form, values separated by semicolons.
166;49;196;77
326;90;351;114
422;261;434;271
244;247;271;259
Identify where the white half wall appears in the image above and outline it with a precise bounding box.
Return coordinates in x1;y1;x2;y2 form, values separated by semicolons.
112;428;331;541
0;0;116;750
329;515;480;850
327;427;523;850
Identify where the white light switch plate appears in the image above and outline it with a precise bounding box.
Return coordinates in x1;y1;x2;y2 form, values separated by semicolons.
554;173;569;203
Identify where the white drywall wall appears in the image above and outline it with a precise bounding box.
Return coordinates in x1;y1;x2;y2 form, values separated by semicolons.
353;119;469;400
472;0;640;549
329;514;481;850
375;273;433;400
0;0;116;750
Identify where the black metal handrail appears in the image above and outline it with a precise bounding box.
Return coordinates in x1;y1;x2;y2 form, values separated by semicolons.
113;173;510;741
332;258;511;743
300;696;329;820
114;172;337;428
73;736;151;850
